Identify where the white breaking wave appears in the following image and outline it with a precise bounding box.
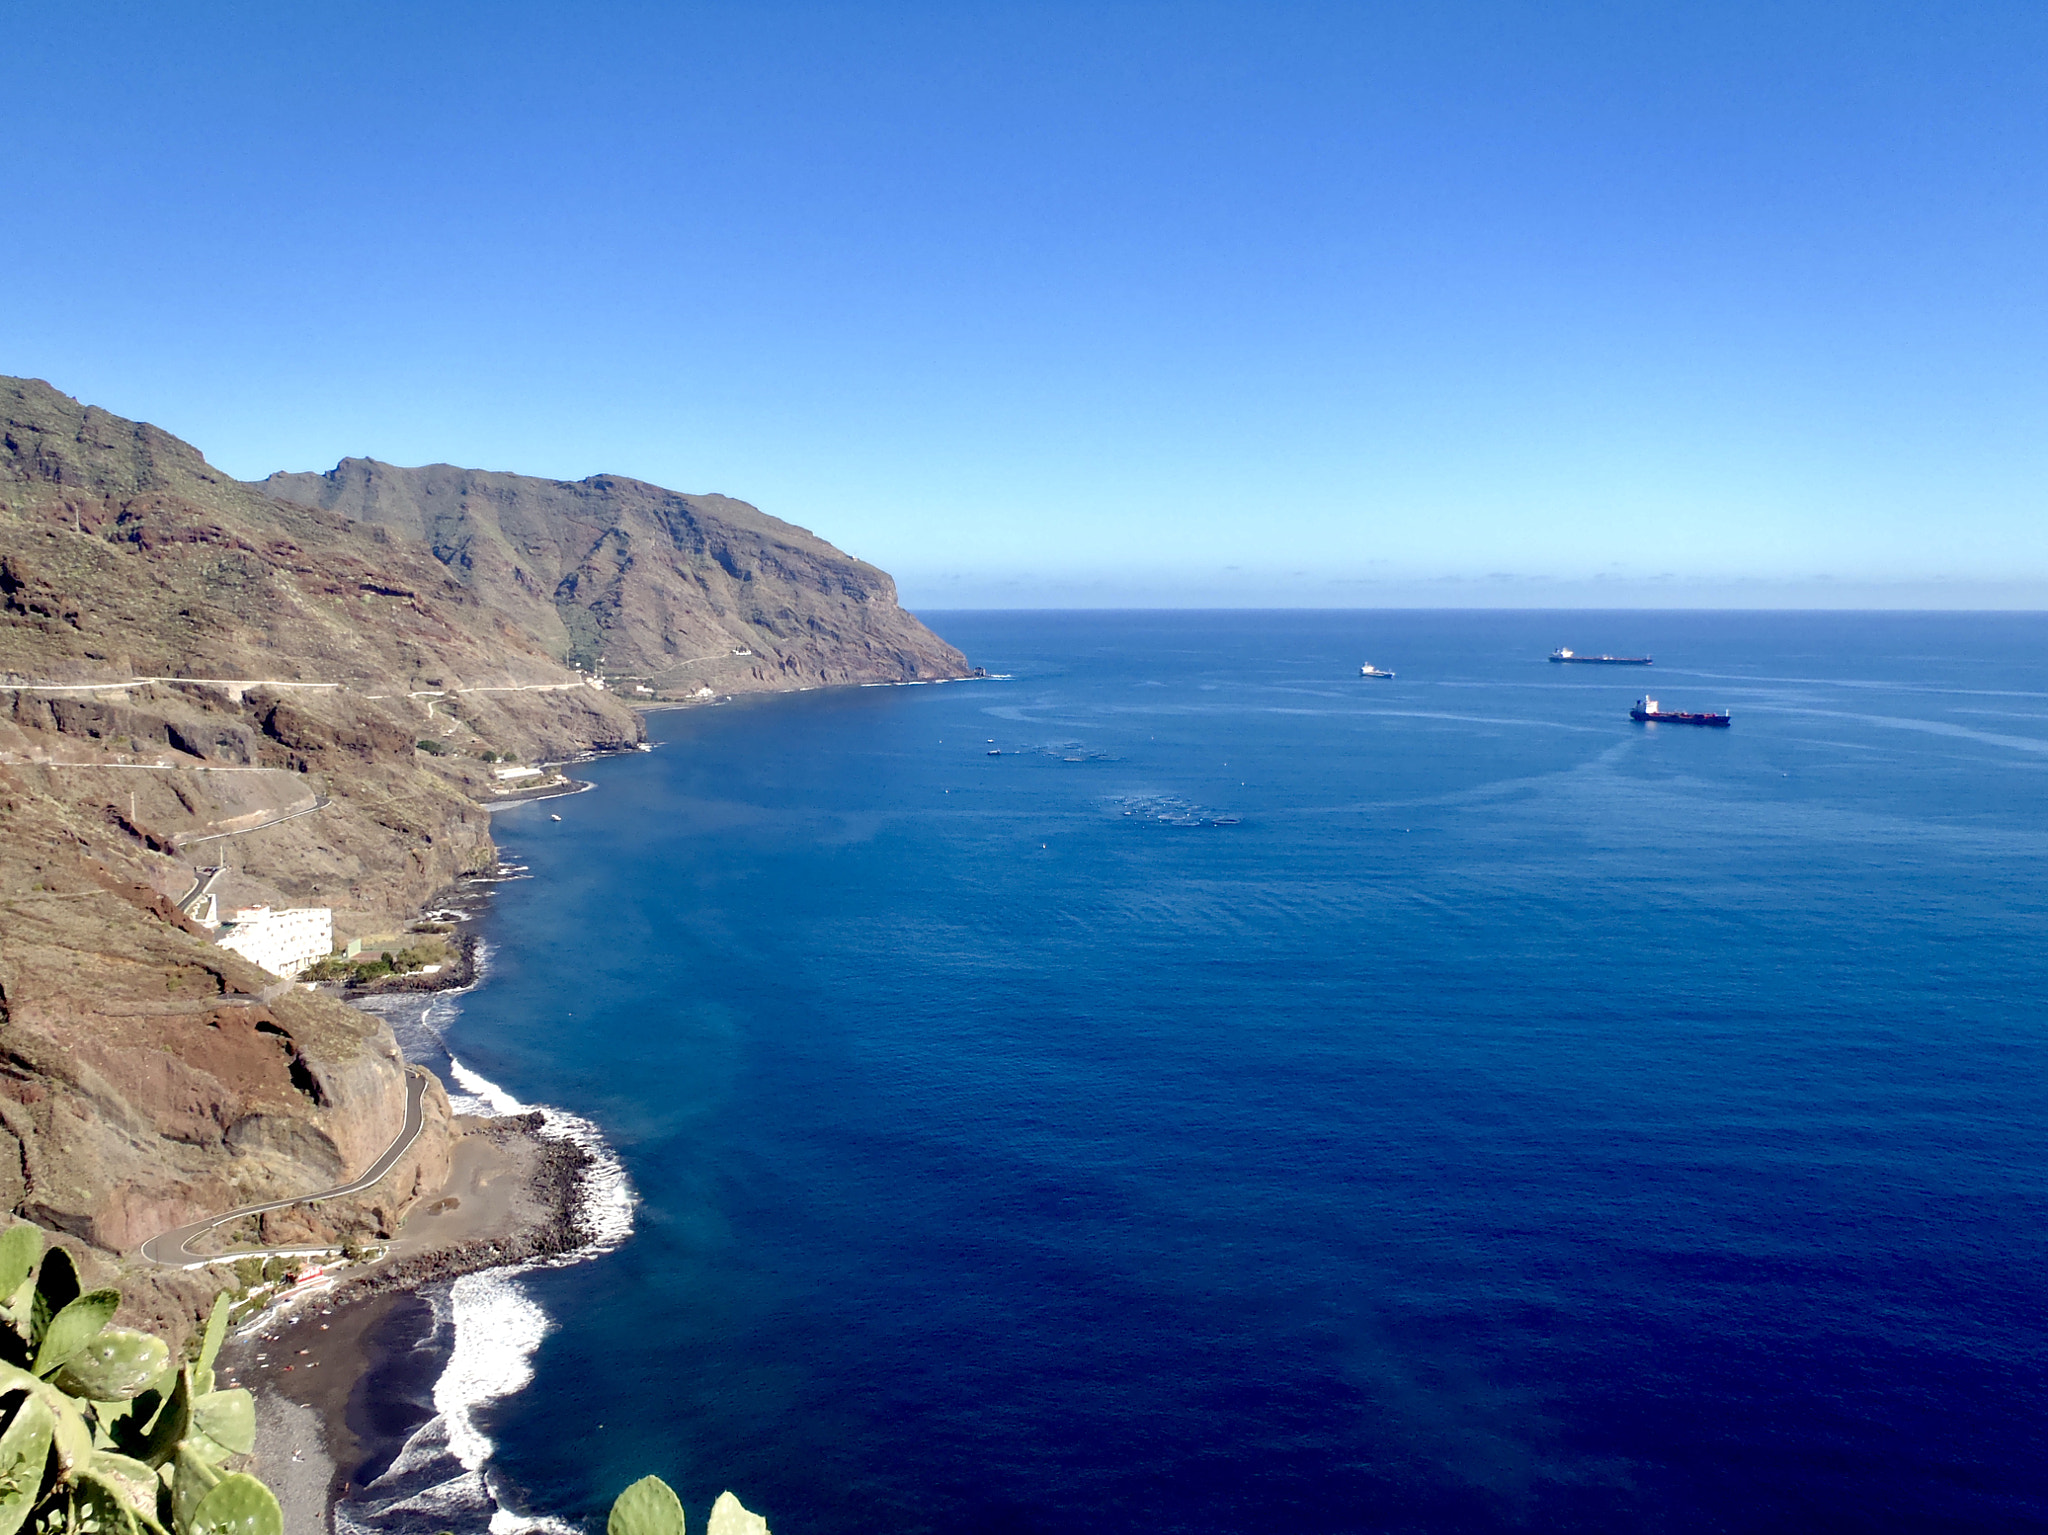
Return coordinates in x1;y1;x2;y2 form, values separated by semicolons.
443;1056;528;1117
333;1279;578;1535
438;1272;550;1473
445;1054;637;1252
339;983;636;1535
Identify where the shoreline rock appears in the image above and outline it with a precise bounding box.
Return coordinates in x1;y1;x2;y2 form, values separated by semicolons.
330;1118;593;1302
222;1105;599;1531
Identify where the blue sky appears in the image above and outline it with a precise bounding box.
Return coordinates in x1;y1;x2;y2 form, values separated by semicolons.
6;2;2045;607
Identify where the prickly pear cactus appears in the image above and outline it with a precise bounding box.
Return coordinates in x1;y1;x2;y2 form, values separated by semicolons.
607;1478;771;1535
608;1475;687;1535
704;1492;769;1535
182;1475;280;1535
0;1393;55;1535
53;1331;170;1401
0;1225;282;1535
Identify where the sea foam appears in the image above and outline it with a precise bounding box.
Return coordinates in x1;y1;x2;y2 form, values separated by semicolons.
340;975;634;1535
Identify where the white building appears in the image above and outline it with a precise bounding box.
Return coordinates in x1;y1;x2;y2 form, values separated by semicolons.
216;905;333;978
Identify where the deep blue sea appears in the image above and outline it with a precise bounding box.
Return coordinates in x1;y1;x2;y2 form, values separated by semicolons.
416;612;2048;1533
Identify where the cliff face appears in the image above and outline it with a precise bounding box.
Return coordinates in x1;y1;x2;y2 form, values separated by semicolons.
261;460;970;695
0;375;964;1336
0;378;633;1311
1;377;647;938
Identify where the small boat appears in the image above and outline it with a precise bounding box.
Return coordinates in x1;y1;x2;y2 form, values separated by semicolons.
1359;664;1396;679
549;813;562;821
987;749;1001;756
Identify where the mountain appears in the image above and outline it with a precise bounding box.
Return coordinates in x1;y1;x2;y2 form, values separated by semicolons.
0;374;658;1326
0;374;963;1336
260;459;969;695
1;376;646;936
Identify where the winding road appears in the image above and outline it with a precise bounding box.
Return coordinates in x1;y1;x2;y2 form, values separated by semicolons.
173;794;331;849
139;1067;431;1268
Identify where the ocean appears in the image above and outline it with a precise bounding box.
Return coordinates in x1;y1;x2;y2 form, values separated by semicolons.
350;610;2048;1534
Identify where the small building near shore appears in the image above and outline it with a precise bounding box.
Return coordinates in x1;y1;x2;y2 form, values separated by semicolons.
216;905;332;978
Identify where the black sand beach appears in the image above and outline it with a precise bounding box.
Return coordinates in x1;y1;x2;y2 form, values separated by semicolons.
231;1113;594;1533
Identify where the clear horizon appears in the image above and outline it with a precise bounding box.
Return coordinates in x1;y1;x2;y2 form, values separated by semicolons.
903;581;2048;613
9;2;2046;609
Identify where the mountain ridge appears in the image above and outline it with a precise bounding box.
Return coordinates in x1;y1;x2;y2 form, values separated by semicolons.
261;457;969;695
0;374;966;1340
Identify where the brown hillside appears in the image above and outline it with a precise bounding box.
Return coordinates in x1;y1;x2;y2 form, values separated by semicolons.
1;376;646;936
261;459;970;695
0;376;640;1320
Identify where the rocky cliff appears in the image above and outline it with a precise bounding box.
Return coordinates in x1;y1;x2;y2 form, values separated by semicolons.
0;375;655;1334
0;374;970;1343
0;753;454;1342
0;377;648;940
261;460;969;695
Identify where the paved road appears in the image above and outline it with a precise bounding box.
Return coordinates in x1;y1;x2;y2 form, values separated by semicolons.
175;866;226;915
139;1067;430;1267
175;796;331;849
1;678;340;697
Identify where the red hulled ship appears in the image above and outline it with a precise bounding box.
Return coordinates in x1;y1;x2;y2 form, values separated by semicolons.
1630;696;1730;727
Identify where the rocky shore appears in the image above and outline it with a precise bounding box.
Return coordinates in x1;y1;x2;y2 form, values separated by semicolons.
228;1106;597;1534
334;1113;593;1294
338;929;485;998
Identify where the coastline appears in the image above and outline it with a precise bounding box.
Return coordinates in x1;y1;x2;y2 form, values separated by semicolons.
481;775;600;810
226;675;976;1530
228;1109;595;1532
222;748;642;1534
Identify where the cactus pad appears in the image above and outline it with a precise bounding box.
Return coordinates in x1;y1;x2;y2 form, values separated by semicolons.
33;1291;119;1378
183;1475;281;1535
608;1476;687;1535
53;1332;169;1403
188;1390;254;1461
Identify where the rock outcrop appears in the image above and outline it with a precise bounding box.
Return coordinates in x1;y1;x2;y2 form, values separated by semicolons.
261;459;969;694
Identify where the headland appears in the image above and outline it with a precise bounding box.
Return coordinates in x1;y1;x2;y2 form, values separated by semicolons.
0;371;968;1533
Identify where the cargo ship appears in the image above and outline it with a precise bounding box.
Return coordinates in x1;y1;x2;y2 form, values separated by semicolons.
1630;696;1730;727
1551;647;1651;664
1359;663;1396;679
